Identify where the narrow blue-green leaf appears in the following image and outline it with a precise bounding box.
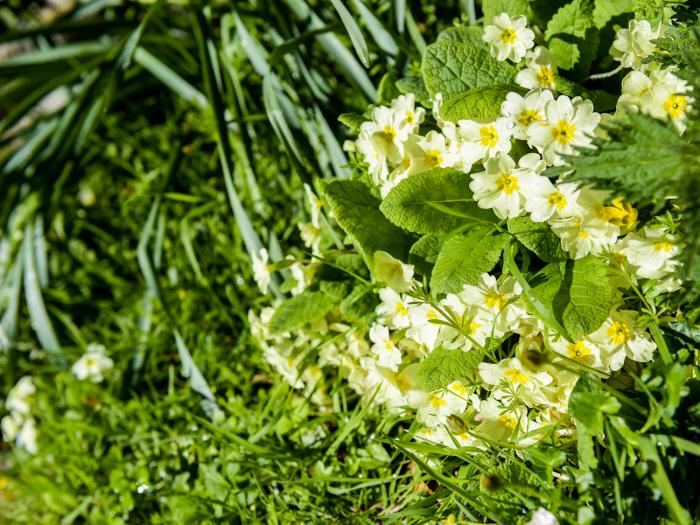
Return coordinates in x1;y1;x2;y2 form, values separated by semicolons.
330;0;370;67
350;0;399;55
173;330;223;422
0;256;22;350
33;216;48;287
405;7;427;54
313;105;350;178
133;47;208;108
395;0;406;33
23;222;61;354
0;41;110;68
231;11;270;77
263;73;305;169
284;0;376;100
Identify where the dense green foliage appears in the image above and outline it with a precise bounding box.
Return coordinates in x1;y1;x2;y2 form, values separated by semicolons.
1;1;700;524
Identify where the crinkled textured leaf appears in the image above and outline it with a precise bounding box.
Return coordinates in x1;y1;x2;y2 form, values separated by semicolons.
440;85;520;122
507;216;568;262
531;257;613;339
570;375;621;434
421;41;516;99
482;0;533;21
549;37;581;69
325;180;412;267
415;347;485;391
409;233;444;276
560;256;613;338
592;0;635;27
437;26;488;49
379;168;496;235
269;290;338;334
430;227;509;294
339;284;379;325
545;0;594;40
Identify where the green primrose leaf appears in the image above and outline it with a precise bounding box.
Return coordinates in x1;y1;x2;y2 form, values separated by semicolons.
531;256;613;339
421;41;516;99
379;168;496;234
415;347;486;391
482;0;533;22
324;180;412;268
592;0;636;27
560;256;614;338
507;216;568;262
437;26;489;49
396;75;431;107
409;233;445;276
269;289;338;334
440;85;521;122
570;375;621;434
545;0;595;40
430;227;509;294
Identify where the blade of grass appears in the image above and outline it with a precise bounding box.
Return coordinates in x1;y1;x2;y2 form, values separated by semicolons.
350;0;399;56
329;0;370;67
23;219;61;356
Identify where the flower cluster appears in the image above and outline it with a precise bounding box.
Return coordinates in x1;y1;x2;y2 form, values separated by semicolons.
2;377;38;454
249;14;688;453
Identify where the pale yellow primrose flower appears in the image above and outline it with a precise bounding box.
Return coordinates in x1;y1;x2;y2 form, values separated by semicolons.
589;310;657;372
516;47;558;90
483;13;535;63
72;343;114;383
469;151;538;219
526;95;600;166
610;19;659;70
501;89;553;140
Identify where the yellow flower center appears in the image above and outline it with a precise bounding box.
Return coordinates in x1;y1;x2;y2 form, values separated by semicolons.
451;383;467;396
86;357;97;367
425;149;443;167
653;240;673;253
499;414;517;430
518;109;542;127
396;372;411;392
500;28;517;43
504;368;530;385
496;172;520;195
395;302;408;316
567;340;592;362
405;111;415;125
383;125;396;139
484;290;507;310
383;341;393;351
607;321;632;345
479;125;499;147
663;95;687;119
430;394;448;408
577;230;590;238
547;191;568;210
552;120;577;145
536;66;555;87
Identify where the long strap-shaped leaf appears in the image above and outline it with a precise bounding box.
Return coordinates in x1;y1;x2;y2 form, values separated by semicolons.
23;219;61;356
329;0;370;67
192;8;282;296
283;0;376;100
